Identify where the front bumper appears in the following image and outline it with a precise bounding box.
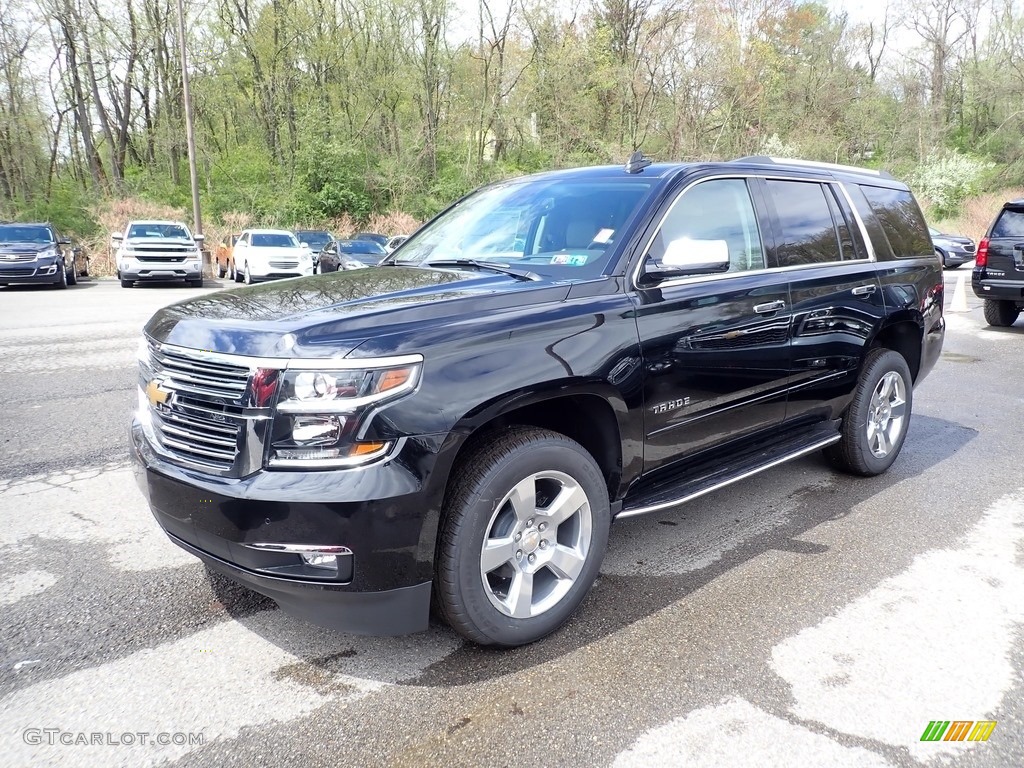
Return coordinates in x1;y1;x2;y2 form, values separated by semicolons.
120;257;203;283
0;261;62;284
939;247;974;266
131;419;439;635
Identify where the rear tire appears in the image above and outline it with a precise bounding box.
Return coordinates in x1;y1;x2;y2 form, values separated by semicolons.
826;348;913;477
434;426;610;647
217;262;226;278
983;299;1020;327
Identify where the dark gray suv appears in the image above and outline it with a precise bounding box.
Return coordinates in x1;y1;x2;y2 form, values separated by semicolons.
972;200;1024;327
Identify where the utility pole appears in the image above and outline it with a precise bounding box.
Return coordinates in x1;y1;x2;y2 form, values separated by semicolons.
174;0;205;269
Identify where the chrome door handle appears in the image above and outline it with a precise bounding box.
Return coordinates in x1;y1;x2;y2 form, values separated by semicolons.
753;300;786;314
852;284;877;296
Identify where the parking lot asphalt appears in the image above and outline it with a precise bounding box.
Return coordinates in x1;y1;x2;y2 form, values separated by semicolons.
0;272;1021;767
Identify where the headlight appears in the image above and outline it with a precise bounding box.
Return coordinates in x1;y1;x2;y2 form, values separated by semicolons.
39;247;58;260
267;359;422;467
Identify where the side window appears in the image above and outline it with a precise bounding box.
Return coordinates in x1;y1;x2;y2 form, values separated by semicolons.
765;180;843;266
858;184;931;258
649;178;765;274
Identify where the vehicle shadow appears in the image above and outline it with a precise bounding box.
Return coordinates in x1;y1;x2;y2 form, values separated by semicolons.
212;414;978;687
1;279;99;291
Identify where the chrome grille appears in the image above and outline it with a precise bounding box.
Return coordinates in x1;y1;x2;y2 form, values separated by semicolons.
149;343;250;400
1;253;37;262
143;343;255;473
0;268;36;276
150;399;241;470
133;244;193;253
269;260;300;269
964;243;976;253
136;255;187;263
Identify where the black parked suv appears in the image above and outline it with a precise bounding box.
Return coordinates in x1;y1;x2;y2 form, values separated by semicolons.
972;199;1024;326
131;156;944;647
0;222;81;288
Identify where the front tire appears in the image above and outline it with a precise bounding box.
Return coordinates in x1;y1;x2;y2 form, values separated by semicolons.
66;261;77;285
983;299;1020;327
243;262;253;285
53;263;68;289
217;262;226;278
120;278;133;288
826;348;913;477
189;278;204;288
435;426;610;647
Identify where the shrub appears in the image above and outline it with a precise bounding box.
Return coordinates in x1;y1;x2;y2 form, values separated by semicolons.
911;152;994;219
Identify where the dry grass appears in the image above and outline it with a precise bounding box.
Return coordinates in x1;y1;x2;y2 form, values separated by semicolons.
931;188;1024;239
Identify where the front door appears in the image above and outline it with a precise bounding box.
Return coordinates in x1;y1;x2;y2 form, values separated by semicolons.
631;177;791;474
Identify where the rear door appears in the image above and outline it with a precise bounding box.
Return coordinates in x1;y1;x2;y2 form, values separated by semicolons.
760;177;887;423
986;204;1024;280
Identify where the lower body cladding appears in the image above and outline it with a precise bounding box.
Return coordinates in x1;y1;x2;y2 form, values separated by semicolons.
130;421;445;635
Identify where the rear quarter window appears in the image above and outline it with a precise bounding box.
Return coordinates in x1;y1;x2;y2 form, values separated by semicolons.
857;185;931;259
990;208;1024;238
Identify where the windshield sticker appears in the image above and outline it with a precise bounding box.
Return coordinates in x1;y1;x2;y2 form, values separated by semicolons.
593;228;615;244
550;254;589;266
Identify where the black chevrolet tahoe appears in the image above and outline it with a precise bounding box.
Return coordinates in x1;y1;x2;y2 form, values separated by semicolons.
131;156;944;647
972;199;1024;326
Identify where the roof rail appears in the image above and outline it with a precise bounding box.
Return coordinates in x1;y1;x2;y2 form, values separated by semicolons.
730;156;893;180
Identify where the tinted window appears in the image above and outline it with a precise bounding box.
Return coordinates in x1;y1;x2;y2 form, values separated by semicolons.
858;185;931;258
296;231;332;249
991;208;1024;237
650;178;765;273
766;180;843;266
0;225;54;243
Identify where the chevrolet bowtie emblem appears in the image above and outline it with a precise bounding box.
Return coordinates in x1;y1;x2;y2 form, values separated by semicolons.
146;379;170;407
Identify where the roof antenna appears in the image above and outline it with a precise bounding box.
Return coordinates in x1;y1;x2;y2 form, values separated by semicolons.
624;150;652;174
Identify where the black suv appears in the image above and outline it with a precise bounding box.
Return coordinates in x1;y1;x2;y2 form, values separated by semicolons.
972;199;1024;326
131;156;944;647
0;222;80;288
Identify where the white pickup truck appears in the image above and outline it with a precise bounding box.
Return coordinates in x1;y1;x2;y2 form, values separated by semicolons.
114;220;204;288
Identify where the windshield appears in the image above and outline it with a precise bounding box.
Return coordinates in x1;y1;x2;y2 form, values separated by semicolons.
339;240;386;255
296;231;332;249
252;233;299;248
391;178;652;278
0;225;54;244
128;223;191;239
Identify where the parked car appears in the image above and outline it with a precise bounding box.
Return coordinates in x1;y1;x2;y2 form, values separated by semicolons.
354;232;389;247
385;235;408;253
132;155;943;647
115;220;204;288
216;234;240;280
0;222;81;289
71;243;89;277
972;198;1024;326
232;228;315;284
929;226;976;269
318;239;387;271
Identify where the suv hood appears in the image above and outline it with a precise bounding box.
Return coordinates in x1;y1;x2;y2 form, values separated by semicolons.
145;266;571;358
0;243;56;254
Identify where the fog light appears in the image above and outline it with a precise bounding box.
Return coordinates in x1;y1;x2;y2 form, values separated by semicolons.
301;553;338;570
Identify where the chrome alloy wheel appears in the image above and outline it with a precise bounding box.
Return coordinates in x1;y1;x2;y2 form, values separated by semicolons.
479;471;592;619
867;371;907;458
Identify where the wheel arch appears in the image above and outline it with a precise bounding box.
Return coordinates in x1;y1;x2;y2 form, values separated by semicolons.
870;316;924;382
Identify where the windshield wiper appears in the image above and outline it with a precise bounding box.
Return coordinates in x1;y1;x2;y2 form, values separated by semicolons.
422;259;541;281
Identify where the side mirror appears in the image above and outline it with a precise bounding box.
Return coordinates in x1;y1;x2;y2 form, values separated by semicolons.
112;233;123;242
300;242;309;249
645;238;730;282
193;234;205;244
58;238;72;245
